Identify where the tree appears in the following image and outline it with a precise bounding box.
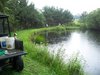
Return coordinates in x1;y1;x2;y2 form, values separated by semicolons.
0;0;8;12
5;0;46;30
79;9;100;30
43;6;73;26
86;8;100;30
80;12;88;23
62;10;73;24
79;11;88;28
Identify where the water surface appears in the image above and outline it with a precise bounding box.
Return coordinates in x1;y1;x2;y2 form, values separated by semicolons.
47;30;100;75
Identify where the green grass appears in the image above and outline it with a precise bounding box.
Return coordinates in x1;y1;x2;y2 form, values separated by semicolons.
0;26;84;75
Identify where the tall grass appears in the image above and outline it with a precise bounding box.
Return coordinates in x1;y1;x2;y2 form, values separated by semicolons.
18;26;84;75
1;26;84;75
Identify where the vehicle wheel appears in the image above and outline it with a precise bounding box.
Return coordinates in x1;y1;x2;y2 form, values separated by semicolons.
12;56;24;72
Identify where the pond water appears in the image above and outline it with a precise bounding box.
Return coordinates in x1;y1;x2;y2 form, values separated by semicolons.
45;30;100;75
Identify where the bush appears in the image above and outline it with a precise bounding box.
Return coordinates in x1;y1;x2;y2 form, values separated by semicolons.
34;35;45;44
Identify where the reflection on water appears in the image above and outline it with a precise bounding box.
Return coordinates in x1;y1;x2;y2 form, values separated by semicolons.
44;31;71;44
47;30;100;75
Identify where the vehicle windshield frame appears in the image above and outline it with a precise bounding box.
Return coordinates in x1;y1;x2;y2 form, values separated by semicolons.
0;14;11;36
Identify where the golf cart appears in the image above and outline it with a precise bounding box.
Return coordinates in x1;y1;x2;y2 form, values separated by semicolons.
0;14;26;72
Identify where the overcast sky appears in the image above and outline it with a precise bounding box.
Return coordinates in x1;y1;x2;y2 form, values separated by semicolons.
28;0;100;15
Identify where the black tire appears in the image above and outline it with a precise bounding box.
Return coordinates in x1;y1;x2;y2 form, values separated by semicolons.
12;56;24;72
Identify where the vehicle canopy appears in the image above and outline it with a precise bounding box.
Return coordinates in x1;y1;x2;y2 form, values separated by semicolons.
0;13;11;36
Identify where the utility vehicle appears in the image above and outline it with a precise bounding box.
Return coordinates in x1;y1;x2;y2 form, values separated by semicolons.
0;14;26;72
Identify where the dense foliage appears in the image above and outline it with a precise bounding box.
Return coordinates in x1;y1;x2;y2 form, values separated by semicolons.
79;8;100;30
5;0;45;30
79;12;88;28
0;0;74;31
86;8;100;29
43;6;73;26
0;0;8;12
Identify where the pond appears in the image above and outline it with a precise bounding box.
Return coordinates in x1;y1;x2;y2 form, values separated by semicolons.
44;30;100;75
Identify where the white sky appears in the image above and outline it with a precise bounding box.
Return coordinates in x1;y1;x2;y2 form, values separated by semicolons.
28;0;100;15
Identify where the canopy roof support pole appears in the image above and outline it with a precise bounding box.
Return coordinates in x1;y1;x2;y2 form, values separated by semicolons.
7;17;11;36
2;18;5;33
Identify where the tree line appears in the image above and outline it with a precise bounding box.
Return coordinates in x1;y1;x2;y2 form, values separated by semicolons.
79;8;100;30
0;0;73;31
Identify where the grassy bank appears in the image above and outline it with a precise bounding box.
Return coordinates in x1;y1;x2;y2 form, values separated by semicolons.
1;26;84;75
